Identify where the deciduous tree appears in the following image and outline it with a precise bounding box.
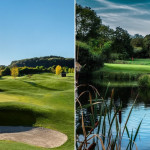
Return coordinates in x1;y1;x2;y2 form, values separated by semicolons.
11;67;19;78
55;65;62;75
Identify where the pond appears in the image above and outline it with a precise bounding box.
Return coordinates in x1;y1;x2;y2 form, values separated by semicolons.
76;78;150;150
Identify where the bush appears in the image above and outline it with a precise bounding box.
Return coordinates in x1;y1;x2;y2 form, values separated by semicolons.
110;53;119;61
76;41;103;72
2;67;11;76
138;75;150;88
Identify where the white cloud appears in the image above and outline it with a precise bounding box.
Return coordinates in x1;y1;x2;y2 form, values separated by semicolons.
93;0;150;35
95;0;150;15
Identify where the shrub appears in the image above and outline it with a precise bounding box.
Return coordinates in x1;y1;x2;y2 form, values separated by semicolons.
1;67;11;76
110;53;119;60
138;75;150;88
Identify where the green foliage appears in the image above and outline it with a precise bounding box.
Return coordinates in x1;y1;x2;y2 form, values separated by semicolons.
143;34;150;57
1;67;11;76
99;24;114;42
138;75;150;88
76;4;102;41
68;68;74;73
112;27;133;59
109;53;120;61
76;84;142;150
76;5;150;61
10;56;74;68
131;35;143;48
11;67;19;78
101;41;112;61
76;41;103;71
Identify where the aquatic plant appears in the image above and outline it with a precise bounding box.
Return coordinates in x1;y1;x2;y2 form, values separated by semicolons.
76;84;143;150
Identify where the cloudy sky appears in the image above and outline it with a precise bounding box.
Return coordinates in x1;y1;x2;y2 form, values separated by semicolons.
0;0;74;65
77;0;150;36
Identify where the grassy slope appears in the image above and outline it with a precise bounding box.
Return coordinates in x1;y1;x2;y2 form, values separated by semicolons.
99;63;150;74
0;73;74;150
115;59;150;65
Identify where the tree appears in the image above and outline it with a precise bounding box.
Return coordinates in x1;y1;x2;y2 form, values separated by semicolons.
55;65;62;75
0;69;2;77
2;67;11;76
131;35;143;47
76;4;102;41
99;25;114;42
71;68;74;73
11;67;19;78
101;41;113;61
143;34;150;57
76;41;103;71
111;27;133;59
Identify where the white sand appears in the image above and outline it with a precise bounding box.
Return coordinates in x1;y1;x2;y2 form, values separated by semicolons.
0;126;68;148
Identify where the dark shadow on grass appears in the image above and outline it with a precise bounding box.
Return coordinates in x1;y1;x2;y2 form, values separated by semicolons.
0;126;36;133
0;89;5;92
0;109;36;126
23;81;63;91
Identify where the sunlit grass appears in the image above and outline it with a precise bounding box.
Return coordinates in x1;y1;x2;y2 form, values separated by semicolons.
102;63;150;74
0;73;74;150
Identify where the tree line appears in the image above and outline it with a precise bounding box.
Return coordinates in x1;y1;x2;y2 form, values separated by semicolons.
10;56;74;68
0;66;74;78
76;4;150;71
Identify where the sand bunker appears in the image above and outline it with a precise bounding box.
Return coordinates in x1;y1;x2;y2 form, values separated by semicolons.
0;126;68;148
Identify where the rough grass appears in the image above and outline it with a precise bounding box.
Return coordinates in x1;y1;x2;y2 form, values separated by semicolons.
114;59;150;65
0;73;74;150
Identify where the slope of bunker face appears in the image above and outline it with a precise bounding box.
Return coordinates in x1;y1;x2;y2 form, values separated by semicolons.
0;109;36;126
0;103;45;126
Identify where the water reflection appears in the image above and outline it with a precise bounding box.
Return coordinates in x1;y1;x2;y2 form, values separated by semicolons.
76;79;150;150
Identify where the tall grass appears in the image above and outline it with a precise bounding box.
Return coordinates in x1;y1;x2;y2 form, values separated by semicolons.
76;84;143;150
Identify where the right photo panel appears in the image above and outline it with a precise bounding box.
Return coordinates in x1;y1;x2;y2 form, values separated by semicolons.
76;0;150;150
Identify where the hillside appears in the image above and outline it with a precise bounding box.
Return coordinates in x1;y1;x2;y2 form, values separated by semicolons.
10;56;74;68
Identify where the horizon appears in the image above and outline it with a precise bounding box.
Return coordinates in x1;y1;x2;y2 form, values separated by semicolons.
0;0;74;66
77;0;150;36
0;55;74;67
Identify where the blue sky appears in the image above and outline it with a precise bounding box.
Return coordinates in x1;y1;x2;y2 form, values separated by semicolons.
0;0;74;65
77;0;150;36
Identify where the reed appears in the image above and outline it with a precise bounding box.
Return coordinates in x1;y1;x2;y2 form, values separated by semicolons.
76;84;143;150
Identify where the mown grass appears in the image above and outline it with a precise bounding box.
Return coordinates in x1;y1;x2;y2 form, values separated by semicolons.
93;62;150;81
0;73;74;150
101;63;150;74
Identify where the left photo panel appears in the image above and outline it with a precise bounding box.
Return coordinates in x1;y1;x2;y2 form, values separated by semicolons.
0;0;74;150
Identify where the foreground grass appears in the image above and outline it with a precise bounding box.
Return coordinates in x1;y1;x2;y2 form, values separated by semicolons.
0;73;74;150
